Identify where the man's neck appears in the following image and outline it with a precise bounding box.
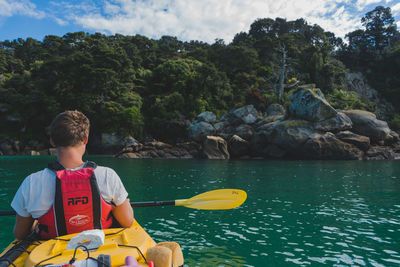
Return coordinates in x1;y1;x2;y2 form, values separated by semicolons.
56;145;85;169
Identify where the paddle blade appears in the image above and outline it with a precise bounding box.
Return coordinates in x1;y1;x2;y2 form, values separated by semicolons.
175;189;247;210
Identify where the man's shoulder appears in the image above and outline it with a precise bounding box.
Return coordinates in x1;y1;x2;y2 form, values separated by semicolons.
20;168;55;188
94;165;119;178
95;165;115;173
27;168;55;180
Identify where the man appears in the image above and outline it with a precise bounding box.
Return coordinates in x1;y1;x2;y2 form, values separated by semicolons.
11;110;134;239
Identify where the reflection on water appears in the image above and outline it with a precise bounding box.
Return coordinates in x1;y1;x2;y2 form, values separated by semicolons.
1;157;400;266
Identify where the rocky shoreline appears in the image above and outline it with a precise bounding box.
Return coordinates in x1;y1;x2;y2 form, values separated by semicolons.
116;86;400;160
1;86;399;160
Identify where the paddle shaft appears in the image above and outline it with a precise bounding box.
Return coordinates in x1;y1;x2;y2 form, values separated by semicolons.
131;200;175;208
0;201;177;216
0;210;15;216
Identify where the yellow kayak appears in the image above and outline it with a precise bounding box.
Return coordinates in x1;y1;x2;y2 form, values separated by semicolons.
0;220;183;267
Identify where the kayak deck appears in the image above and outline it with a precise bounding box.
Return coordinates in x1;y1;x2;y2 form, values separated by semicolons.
0;220;156;267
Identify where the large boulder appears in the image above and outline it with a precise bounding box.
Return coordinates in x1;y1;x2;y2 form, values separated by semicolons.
336;131;370;151
234;124;254;141
221;105;259;125
289;88;337;122
313;112;353;132
202;136;230;159
342;110;391;142
251;119;315;157
302;132;363;160
188;121;215;141
196;111;217;123
266;120;315;151
229;135;250;158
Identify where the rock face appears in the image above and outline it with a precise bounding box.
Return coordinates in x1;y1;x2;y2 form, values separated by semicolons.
344;72;395;120
336;131;370;151
202;136;230;159
302;132;363;160
263;120;315;152
342;110;391;142
289;88;337;122
229;135;250;158
313;112;353;132
188;121;215;142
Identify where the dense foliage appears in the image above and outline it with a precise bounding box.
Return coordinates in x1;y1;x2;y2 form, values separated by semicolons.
338;6;400;103
0;6;399;144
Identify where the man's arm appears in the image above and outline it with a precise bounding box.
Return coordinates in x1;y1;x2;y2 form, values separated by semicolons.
14;214;34;240
112;198;134;227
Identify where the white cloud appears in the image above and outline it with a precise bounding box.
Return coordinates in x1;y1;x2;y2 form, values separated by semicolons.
309;5;362;38
355;0;383;11
0;0;45;18
48;1;101;25
392;2;400;14
65;0;367;43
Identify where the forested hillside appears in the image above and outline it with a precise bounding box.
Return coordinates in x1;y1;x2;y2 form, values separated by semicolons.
0;6;399;145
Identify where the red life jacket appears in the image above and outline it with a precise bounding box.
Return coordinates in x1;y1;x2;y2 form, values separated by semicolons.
37;161;114;239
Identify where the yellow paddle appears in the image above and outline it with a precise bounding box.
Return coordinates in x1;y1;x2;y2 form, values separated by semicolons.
131;189;247;210
175;189;247;210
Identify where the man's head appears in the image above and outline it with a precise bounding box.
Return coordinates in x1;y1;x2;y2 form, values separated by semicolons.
50;110;90;147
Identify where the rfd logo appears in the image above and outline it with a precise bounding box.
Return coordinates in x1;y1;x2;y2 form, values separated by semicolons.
67;197;89;206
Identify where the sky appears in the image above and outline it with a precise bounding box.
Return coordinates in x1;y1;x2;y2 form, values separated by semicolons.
0;0;399;44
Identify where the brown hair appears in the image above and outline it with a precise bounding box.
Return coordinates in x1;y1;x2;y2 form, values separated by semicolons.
50;110;90;147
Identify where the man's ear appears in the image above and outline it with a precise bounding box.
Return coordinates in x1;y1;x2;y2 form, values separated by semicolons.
50;139;56;147
83;136;89;145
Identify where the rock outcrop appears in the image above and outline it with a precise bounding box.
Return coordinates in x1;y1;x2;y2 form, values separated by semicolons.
289;87;337;122
342;110;391;142
183;87;400;160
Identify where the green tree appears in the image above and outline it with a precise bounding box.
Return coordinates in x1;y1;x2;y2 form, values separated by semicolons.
362;6;397;52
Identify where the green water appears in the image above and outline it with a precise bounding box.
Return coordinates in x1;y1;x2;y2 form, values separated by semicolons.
1;156;400;266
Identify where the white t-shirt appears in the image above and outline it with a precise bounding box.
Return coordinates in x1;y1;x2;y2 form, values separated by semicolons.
11;163;128;218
